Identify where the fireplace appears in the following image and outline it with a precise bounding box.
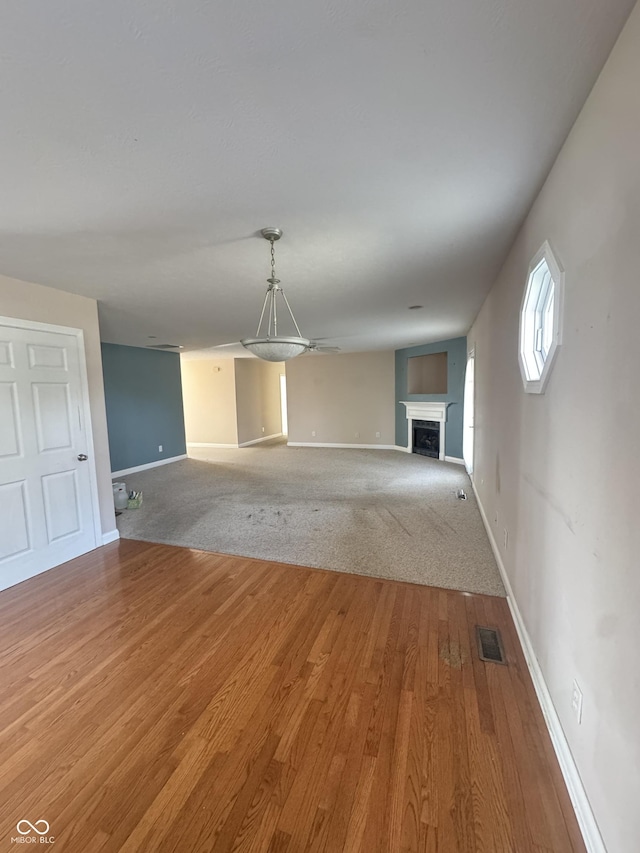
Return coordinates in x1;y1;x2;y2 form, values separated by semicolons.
412;420;440;458
400;401;451;461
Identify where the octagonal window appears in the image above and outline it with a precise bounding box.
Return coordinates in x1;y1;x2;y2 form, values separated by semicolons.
519;241;564;394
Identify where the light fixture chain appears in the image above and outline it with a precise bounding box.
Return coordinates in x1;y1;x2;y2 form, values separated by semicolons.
270;239;276;281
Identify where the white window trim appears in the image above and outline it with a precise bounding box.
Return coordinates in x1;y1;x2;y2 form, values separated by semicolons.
518;240;565;394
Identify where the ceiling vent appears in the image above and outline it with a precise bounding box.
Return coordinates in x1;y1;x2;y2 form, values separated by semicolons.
145;344;183;349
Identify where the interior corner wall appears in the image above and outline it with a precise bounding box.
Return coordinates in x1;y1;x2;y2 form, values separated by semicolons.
101;343;186;472
0;274;115;535
181;357;239;446
234;358;284;445
395;337;467;457
285;351;395;445
468;6;640;851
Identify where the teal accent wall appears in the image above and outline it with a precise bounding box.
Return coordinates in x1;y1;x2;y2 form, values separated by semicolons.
395;336;467;458
101;343;186;473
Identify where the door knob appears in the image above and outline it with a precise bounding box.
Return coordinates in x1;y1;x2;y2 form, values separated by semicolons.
77;454;88;461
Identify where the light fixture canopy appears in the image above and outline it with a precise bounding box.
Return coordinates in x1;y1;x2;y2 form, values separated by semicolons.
241;228;310;362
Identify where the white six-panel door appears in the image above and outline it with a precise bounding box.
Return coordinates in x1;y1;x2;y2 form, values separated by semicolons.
0;319;100;592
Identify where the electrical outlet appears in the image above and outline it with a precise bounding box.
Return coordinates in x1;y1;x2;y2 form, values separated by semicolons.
503;528;508;549
571;680;583;724
355;431;360;438
262;426;265;433
158;445;163;452
375;431;381;438
311;430;316;437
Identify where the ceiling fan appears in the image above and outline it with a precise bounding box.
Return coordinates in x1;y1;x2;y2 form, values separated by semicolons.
304;340;341;354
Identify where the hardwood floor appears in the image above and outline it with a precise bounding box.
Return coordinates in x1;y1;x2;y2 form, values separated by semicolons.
0;539;584;852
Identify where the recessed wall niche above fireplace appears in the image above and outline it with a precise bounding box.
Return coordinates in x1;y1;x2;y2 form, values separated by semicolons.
400;401;452;461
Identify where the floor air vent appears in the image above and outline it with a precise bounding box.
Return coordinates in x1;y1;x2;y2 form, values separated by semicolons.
476;626;506;665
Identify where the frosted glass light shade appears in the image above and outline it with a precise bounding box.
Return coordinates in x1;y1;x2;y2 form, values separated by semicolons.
240;336;311;362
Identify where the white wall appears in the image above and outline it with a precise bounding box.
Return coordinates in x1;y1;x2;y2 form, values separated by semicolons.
286;351;395;446
469;6;640;851
0;274;115;536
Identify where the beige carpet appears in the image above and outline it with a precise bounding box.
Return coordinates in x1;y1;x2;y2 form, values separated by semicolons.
115;444;504;596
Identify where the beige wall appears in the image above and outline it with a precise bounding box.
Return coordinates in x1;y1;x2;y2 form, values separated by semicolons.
0;274;115;536
181;358;238;445
468;7;640;851
286;351;395;445
234;359;284;446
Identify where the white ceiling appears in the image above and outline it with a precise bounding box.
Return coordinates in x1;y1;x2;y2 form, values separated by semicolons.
0;0;634;354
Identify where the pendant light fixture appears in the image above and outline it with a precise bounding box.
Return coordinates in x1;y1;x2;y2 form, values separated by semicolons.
241;228;311;362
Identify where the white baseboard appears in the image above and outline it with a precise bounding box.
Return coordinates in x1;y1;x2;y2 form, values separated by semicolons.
471;481;605;853
187;434;283;450
285;442;463;460
102;529;120;545
111;454;187;478
187;442;237;449
287;441;398;450
238;432;283;447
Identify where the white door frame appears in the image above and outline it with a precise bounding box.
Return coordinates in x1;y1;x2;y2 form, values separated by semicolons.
0;314;103;549
463;348;475;478
279;373;288;436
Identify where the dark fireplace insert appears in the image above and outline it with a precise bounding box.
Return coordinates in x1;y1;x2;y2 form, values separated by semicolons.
412;419;440;458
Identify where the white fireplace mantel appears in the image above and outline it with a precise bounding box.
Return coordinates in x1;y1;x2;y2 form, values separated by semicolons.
400;401;452;460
